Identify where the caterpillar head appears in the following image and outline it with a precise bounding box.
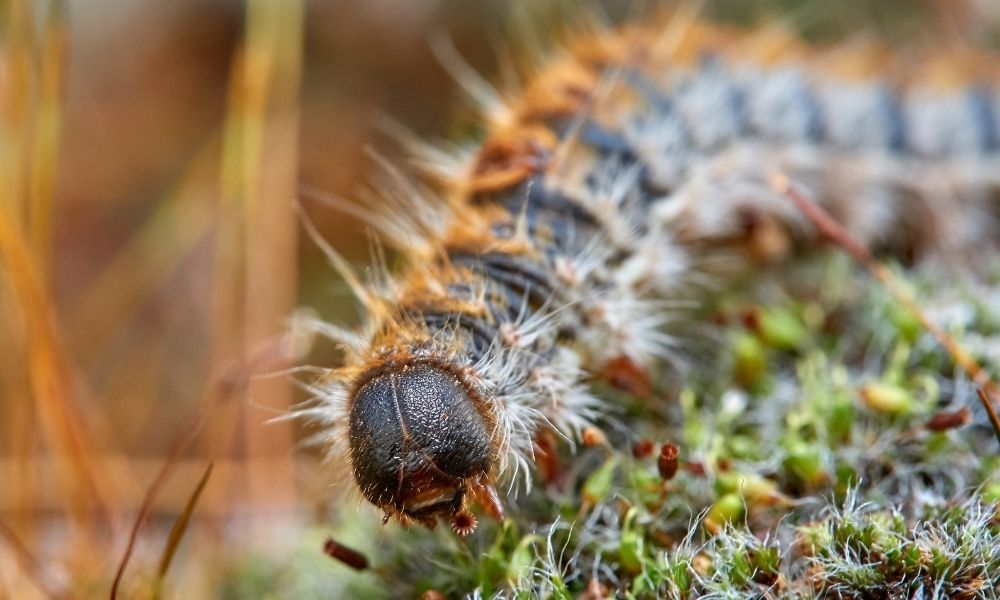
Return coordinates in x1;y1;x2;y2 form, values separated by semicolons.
348;360;504;533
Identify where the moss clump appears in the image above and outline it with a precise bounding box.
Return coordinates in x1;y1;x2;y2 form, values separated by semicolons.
801;497;1000;599
221;258;1000;598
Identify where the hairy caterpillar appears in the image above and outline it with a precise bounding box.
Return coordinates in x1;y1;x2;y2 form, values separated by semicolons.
298;7;1000;536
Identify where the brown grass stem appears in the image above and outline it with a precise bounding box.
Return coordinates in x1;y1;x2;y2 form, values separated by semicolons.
773;174;1000;406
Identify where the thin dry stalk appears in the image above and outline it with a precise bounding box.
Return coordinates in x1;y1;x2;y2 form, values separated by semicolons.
773;174;1000;404
26;0;66;273
977;389;1000;449
1;0;118;566
0;208;116;528
66;137;219;371
208;0;302;523
109;334;295;599
152;462;214;599
109;360;245;600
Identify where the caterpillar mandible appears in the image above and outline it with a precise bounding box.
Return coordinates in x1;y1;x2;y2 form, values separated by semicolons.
298;6;1000;535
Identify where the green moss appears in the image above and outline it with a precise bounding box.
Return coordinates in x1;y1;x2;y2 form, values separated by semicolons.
220;253;1000;598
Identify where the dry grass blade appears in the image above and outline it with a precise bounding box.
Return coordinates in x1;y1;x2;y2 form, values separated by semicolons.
67;137;219;369
2;0;113;541
112;1;305;594
208;0;302;522
109;336;293;599
108;363;238;600
773;174;1000;404
0;208;114;526
109;428;202;600
27;0;66;272
977;388;1000;449
153;462;214;599
1;0;31;224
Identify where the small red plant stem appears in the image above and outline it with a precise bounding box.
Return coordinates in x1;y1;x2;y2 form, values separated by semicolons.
322;538;370;571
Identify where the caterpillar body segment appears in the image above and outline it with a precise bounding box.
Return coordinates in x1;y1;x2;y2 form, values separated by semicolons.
305;16;1000;533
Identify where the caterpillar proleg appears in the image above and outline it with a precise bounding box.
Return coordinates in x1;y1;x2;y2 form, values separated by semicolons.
299;7;1000;536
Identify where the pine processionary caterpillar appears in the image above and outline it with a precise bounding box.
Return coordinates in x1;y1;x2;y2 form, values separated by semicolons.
297;6;1000;535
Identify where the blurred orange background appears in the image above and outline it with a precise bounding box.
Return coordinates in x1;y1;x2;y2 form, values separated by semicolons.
0;1;519;596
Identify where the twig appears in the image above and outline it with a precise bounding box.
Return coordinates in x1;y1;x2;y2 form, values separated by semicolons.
772;174;1000;404
153;462;214;599
109;328;295;599
109;416;208;600
977;388;1000;449
109;361;246;599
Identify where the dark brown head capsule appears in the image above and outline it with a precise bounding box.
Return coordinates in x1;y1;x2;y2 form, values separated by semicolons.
348;361;502;531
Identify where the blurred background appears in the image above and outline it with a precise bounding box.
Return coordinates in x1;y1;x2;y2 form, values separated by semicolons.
1;1;523;596
1;0;998;597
